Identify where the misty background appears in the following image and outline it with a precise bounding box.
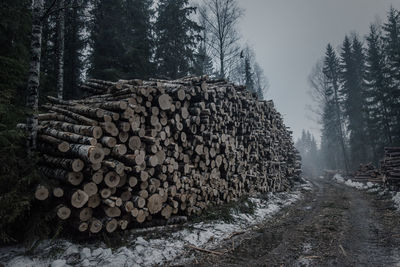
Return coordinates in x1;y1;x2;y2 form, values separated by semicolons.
236;0;400;142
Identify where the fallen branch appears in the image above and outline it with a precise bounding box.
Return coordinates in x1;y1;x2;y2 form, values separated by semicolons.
186;245;225;255
224;231;246;240
339;244;347;257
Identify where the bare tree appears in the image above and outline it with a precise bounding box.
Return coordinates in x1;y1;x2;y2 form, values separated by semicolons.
26;0;45;155
307;60;328;121
56;0;65;99
199;0;243;78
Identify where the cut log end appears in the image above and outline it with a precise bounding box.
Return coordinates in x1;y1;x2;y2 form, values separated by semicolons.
56;205;71;220
147;194;163;214
158;94;172;110
72;159;85;172
35;185;49;201
88;146;105;164
105;218;118;233
90;218;102;233
71;190;89;208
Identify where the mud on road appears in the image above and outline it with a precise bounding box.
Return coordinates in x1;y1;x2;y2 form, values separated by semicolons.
184;178;400;267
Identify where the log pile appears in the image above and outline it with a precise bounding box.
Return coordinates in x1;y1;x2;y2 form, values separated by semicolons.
294;149;302;181
31;76;299;234
353;163;383;183
382;147;400;186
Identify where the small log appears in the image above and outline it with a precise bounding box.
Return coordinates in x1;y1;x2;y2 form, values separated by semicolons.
35;185;49;201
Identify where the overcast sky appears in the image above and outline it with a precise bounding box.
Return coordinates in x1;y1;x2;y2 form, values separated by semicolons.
235;0;400;143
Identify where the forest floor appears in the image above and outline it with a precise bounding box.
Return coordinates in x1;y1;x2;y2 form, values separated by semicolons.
182;177;400;267
2;177;400;267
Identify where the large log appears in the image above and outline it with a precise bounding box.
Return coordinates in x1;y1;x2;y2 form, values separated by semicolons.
68;144;104;164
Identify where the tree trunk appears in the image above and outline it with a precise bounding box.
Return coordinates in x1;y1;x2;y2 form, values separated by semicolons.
56;0;65;99
26;0;44;156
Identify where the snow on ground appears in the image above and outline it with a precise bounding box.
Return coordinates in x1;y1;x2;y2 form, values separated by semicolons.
0;182;311;267
333;173;400;213
333;174;377;190
393;192;400;211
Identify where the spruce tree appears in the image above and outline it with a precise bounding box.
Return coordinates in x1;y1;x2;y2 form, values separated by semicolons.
323;44;349;172
382;7;400;144
0;0;31;117
295;130;320;177
244;56;255;93
339;35;368;167
154;0;201;79
383;7;400;87
365;24;394;157
121;0;155;79
193;44;214;76
64;0;88;99
90;0;126;80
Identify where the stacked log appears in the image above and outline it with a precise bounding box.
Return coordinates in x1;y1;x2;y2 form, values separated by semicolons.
293;149;302;181
382;147;400;186
353;163;383;183
30;76;299;234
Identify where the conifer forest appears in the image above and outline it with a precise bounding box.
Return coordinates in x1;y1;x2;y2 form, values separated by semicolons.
1;1;400;266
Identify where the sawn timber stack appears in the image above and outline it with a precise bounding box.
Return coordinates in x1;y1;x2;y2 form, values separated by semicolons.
32;76;300;234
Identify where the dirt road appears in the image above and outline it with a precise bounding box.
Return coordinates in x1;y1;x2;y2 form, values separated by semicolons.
187;178;400;267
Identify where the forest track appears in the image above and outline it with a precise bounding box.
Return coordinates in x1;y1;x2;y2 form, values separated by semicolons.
183;177;400;267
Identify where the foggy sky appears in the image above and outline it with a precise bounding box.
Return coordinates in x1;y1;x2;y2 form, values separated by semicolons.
236;0;400;143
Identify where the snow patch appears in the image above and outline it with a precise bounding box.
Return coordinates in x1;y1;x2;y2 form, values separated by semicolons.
333;173;345;183
0;183;310;267
333;173;400;213
393;192;400;211
334;174;377;190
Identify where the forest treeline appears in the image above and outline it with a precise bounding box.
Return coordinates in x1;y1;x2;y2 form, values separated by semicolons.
1;0;268;112
305;6;400;174
0;0;269;244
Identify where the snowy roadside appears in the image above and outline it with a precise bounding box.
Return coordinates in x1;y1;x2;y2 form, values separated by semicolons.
333;173;400;212
0;181;312;267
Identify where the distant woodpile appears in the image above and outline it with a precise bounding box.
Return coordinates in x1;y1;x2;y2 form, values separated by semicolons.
31;76;300;234
352;147;400;187
353;163;383;183
381;147;400;186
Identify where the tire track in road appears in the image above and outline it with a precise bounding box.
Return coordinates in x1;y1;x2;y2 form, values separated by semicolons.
186;178;400;267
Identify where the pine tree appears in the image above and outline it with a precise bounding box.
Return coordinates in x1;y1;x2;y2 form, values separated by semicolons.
0;0;31;120
365;24;394;158
64;0;88;99
321;100;341;170
121;0;155;79
90;0;155;81
383;7;400;87
295;130;320;177
193;43;214;76
89;0;126;80
154;0;201;79
0;0;31;61
253;62;267;100
339;35;368;167
382;7;400;144
244;56;255;93
323;44;349;172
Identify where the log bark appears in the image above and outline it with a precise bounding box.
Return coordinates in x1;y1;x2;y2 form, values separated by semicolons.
26;0;44;156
